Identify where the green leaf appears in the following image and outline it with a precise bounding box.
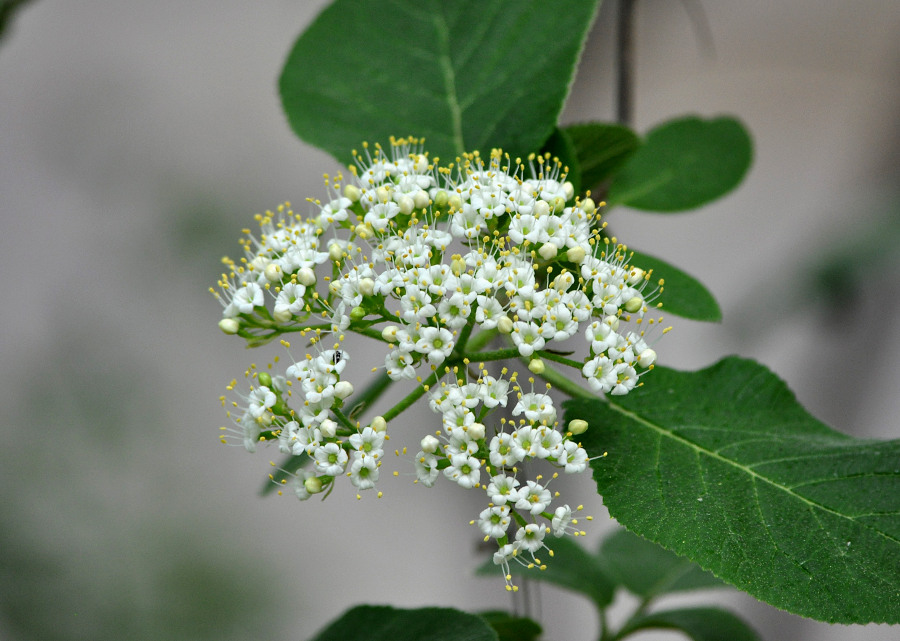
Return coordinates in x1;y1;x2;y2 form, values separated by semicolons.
476;611;541;641
563;122;640;193
628;248;721;321
280;0;601;165
606;116;752;212
617;607;760;641
476;535;616;607
565;357;900;624
598;528;724;599
260;453;309;496
540;127;582;195
307;605;498;641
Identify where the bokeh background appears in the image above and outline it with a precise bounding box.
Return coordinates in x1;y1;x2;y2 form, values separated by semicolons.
1;1;898;640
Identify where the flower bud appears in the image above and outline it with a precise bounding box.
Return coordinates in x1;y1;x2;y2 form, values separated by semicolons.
376;186;391;204
551;196;566;213
420;434;439;453
371;416;387;433
413;154;429;173
398;195;415;215
448;194;462;210
264;263;283;282
297;267;316;287
563;181;575;201
350;306;367;321
533;200;550;218
334;381;354;399
467;422;486;440
304;476;324;494
566;246;586;264
319;418;338;438
343;184;361;202
354;223;370;239
273;308;292;323
568;419;588;435
528;358;545;374
497;316;514;334
413;190;430;209
218;318;240;334
626;268;645;286
538;243;558;260
580;197;596;215
359;277;375;297
603;315;620;331
433;190;449;208
381;325;399;342
624;296;644;313
328;242;344;262
638;348;657;368
450;254;466;276
257;372;273;388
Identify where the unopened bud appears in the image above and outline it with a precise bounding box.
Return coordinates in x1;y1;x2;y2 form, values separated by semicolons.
257;372;273;388
420;434;440;453
371;416;387;432
624;296;643;313
354;223;370;239
566;246;586;263
563;181;575;201
467;422;486;440
538;243;558;260
638;348;657;368
533;200;550;218
413;154;429;173
448;194;462;210
334;381;354;399
350;306;366;321
273;308;292;323
398;195;415;215
626;268;645;286
376;186;391;203
551;196;566;213
568;419;588;435
433;190;449;208
528;358;545;374
381;325;399;342
343;184;361;202
319;418;338;438
328;242;344;262
264;263;283;282
297;267;316;287
359;277;375;297
450;254;466;276
413;190;430;209
580;197;596;215
497;316;514;334
218;318;240;335
304;476;324;494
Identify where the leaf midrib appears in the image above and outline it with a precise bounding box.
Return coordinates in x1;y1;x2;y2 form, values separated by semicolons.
605;399;900;545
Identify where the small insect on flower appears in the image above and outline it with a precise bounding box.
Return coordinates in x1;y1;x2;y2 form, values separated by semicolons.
332;350;344;365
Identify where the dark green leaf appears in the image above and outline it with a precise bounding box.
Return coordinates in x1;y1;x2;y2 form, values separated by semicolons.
477;611;541;641
476;535;616;607
260;453;309;496
607;116;752;212
307;605;498;641
563;122;640;193
280;0;601;165
598;528;723;599
617;607;760;641
565;357;900;624
540;127;582;195
628;248;721;321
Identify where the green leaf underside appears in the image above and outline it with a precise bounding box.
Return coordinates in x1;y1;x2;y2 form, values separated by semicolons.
598;529;723;599
477;611;542;641
565;357;900;624
618;607;761;641
563;122;640;192
476;535;616;607
607;116;752;212
280;0;601;165
308;605;498;641
628;248;721;322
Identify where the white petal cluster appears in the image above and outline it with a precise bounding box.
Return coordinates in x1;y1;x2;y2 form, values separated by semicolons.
214;137;670;583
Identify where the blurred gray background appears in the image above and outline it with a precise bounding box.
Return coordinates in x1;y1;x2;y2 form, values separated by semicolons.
1;1;898;640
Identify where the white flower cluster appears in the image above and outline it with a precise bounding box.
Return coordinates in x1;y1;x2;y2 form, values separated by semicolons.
213;137;667;586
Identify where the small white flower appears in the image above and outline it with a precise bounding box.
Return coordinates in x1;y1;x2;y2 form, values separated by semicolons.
443;452;481;489
477;505;511;539
515;480;552;515
314;442;348;476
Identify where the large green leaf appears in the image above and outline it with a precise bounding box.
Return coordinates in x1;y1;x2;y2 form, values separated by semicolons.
307;605;498;641
280;0;601;165
476;535;616;607
628;248;721;322
598;528;724;599
563;122;640;193
565;357;900;624
476;611;541;641
617;607;760;641
606;116;752;212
